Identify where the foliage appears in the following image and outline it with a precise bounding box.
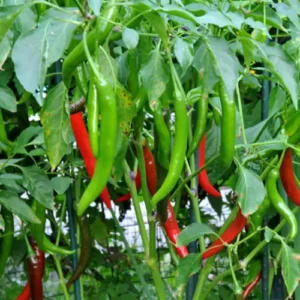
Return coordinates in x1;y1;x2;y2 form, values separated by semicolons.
0;0;300;299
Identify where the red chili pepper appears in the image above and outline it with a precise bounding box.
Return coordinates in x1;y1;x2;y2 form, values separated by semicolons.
115;170;141;203
280;148;300;206
202;209;247;260
70;112;112;210
163;202;189;258
143;145;188;257
198;134;221;198
142;145;157;196
16;237;45;300
242;271;262;299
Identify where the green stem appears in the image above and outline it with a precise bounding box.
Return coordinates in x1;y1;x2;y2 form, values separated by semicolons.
236;79;247;145
228;247;239;289
123;160;149;255
53;255;70;300
110;210;153;299
133;116;166;299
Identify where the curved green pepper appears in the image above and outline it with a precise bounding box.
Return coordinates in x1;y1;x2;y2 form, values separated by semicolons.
31;201;74;255
151;64;188;206
87;80;99;158
266;169;298;239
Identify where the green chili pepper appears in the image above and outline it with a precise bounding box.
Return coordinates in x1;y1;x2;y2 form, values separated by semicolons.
62;2;118;87
151;64;188;206
87;80;99;158
31;201;74;255
187;88;208;158
0;207;14;276
153;99;170;170
249;196;271;245
77;24;117;216
266;169;298;239
74;65;88;98
219;80;236;171
127;49;139;98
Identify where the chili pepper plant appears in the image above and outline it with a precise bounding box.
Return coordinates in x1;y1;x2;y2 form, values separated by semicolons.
0;0;300;299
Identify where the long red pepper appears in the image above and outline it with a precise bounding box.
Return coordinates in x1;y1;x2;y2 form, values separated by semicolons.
198;134;221;198
202;209;247;260
242;271;262;299
163;202;189;257
70;112;112;210
142;145;188;257
280;148;300;206
16;238;45;300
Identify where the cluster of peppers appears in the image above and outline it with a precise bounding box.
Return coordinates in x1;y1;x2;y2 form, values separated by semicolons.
1;2;300;299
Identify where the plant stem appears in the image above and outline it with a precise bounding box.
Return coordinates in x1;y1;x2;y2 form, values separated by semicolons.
134;114;167;300
53;255;70;300
110;210;153;299
236;79;247;145
123;160;149;255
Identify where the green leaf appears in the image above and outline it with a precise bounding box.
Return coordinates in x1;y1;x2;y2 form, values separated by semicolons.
122;28;139;50
22;166;54;210
0;85;16;112
0;30;13;69
257;43;299;109
12;10;79;104
88;0;102;16
0;190;40;223
51;176;71;195
90;218;109;246
156;5;198;24
0;7;22;43
13;126;42;155
176;254;201;289
140;47;169;103
281;244;300;297
113;131;129;182
193;42;219;93
203;36;240;100
115;85;136;135
174;38;194;77
145;12;169;48
247;5;285;31
236;165;265;216
264;227;274;243
197;11;233;28
268;86;286;118
0;158;23;168
239;30;256;70
40;82;70;170
177;223;216;247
